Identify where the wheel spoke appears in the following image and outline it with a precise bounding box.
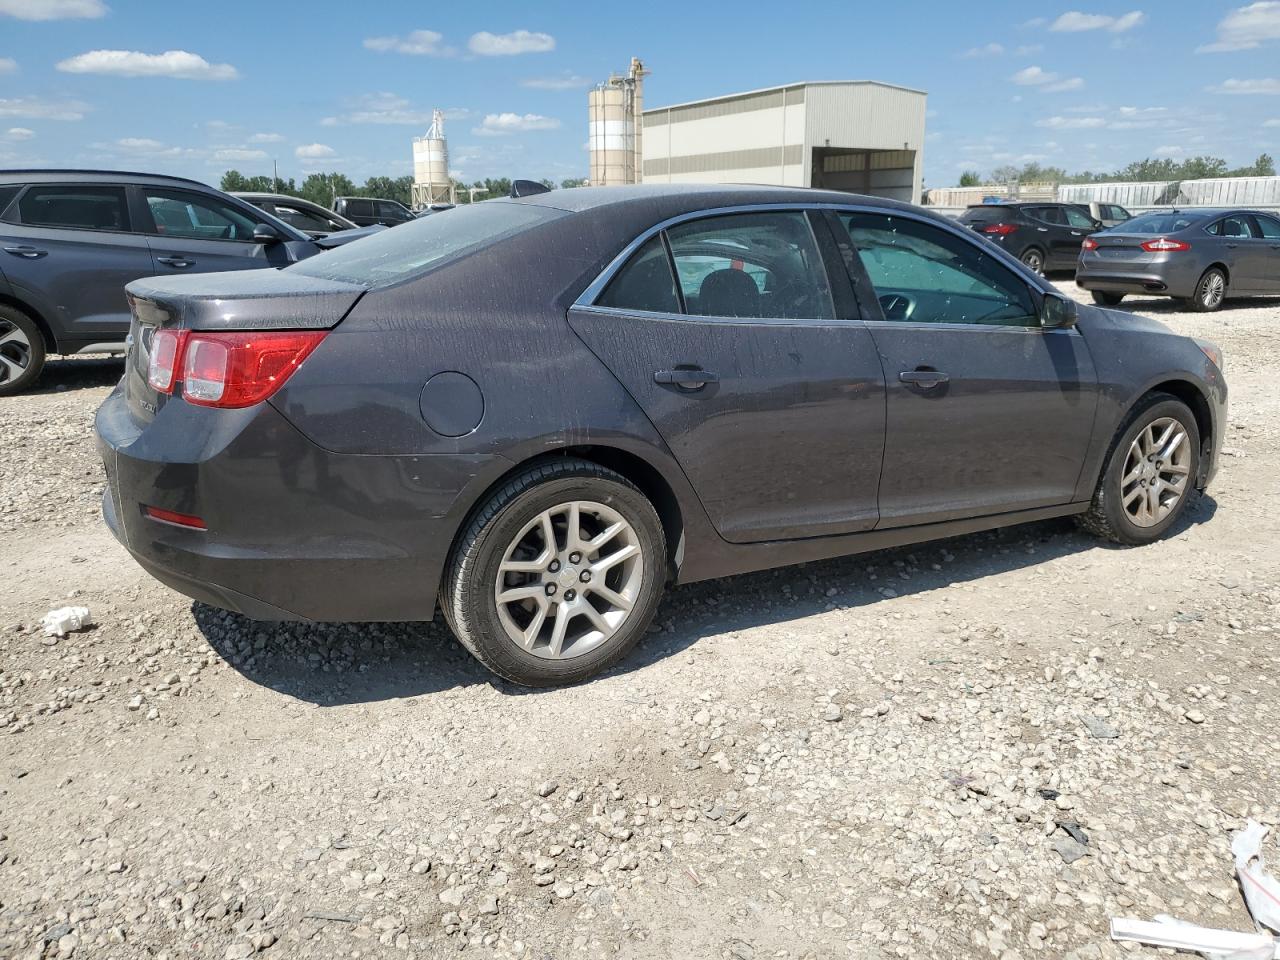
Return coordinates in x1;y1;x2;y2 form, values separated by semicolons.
547;605;572;657
1121;462;1142;485
498;584;546;604
1163;462;1190;477
540;510;558;557
0;353;24;379
587;583;633;611
0;327;26;348
586;520;626;552
1122;486;1144;507
566;502;583;553
1157;430;1186;462
521;601;548;649
581;603;614;638
592;542;639;574
499;558;544;574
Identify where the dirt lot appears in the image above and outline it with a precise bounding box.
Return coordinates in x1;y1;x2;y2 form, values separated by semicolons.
2;282;1278;960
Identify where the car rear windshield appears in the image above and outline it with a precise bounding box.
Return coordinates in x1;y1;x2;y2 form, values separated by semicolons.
288;201;563;288
958;206;1009;222
1114;211;1207;234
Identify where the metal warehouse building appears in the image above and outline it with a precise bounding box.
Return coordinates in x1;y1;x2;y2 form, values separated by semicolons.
639;81;927;203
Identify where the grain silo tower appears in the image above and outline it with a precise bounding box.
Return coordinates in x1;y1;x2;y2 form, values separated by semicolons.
588;58;646;186
411;109;454;208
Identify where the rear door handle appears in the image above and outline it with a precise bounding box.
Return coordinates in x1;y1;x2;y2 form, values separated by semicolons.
654;367;718;390
1225;244;1239;250
899;369;950;388
156;255;194;268
4;245;47;259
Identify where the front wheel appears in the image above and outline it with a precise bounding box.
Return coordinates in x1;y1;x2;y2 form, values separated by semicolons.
441;459;667;686
1189;267;1227;312
1091;291;1125;307
1076;393;1200;545
0;307;46;396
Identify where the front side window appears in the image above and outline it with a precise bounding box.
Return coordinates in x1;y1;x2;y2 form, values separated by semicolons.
145;189;260;241
1207;215;1257;239
377;200;410;221
17;185;129;231
665;212;834;320
838;212;1038;327
596;235;681;314
273;204;338;233
1064;207;1095;229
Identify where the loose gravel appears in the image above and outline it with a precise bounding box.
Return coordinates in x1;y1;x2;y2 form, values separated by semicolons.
1;286;1278;959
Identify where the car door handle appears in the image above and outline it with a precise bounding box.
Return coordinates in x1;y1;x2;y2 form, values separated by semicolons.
1225;243;1239;249
899;369;950;388
654;367;718;390
1071;231;1083;236
3;245;47;259
1037;227;1049;232
156;255;194;268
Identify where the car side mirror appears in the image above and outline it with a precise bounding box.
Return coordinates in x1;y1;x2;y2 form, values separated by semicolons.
252;222;282;245
1041;292;1078;330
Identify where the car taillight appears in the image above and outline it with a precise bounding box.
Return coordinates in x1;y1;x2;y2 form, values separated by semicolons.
146;328;187;394
1081;237;1099;251
180;330;327;408
1140;238;1190;252
982;223;1017;235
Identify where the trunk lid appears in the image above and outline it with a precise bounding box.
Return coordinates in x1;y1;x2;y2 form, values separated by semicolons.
123;269;366;424
1086;232;1159;264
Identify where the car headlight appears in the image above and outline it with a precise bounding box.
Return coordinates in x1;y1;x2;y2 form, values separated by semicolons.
1194;337;1223;372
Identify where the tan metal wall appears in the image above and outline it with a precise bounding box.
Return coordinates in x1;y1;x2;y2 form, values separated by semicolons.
802;84;924;201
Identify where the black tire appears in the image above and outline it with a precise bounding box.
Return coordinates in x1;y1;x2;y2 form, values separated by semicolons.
1188;267;1227;313
1091;291;1125;307
1020;247;1046;275
1076;393;1200;546
441;458;667;687
0;305;46;396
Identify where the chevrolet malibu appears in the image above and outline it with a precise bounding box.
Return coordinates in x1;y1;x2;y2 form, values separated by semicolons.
96;185;1226;686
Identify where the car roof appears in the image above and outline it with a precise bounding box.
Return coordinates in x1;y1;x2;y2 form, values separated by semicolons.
234;192;320;205
0;168;213;188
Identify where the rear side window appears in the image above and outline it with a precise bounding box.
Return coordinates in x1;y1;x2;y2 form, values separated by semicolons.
958;206;1009;223
596;235;680;314
17;185;129;231
1255;215;1280;240
1030;206;1067;226
343;199;374;218
289;200;561;288
1207;215;1257;239
0;184;21;220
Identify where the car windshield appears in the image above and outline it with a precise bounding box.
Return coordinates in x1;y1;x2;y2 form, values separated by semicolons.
1114;212;1207;234
288;201;563;288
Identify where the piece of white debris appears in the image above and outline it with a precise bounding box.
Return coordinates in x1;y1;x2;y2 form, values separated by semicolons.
1112;819;1280;958
40;606;92;638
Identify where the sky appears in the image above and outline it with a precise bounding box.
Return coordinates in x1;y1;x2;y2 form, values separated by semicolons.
0;0;1278;190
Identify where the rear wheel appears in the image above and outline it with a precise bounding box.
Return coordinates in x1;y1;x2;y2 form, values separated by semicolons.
0;306;45;396
1020;248;1045;275
441;459;667;686
1076;393;1200;545
1189;267;1227;312
1091;291;1125;307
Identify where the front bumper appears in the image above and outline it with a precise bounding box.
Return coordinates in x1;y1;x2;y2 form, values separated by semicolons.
95;384;498;622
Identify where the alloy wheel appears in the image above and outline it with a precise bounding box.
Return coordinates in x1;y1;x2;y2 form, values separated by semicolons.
1199;272;1225;309
1022;250;1044;274
1120;417;1192;527
0;319;32;385
494;500;644;659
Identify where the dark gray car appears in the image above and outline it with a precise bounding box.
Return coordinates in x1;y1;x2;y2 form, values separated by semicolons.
95;185;1226;687
233;192;359;238
1077;208;1280;311
0;169;349;394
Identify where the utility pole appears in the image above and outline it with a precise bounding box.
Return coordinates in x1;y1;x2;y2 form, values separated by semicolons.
272;159;279;193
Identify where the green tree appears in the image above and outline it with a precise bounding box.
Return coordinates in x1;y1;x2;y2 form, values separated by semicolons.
958;170;982;187
220;170;251;192
560;178;588;189
360;175;414;206
300;172;355;208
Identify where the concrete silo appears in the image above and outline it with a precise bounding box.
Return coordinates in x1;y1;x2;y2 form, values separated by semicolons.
411;109;454;208
588;58;646;186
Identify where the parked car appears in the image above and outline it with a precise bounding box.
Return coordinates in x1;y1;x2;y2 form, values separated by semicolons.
1083;200;1132;228
96;184;1226;687
234;193;358;238
957;202;1103;274
0;169;375;394
1077;208;1280;312
332;196;414;227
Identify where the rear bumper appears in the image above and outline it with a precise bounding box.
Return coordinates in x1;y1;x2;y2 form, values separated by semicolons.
95;384;500;622
1075;259;1201;299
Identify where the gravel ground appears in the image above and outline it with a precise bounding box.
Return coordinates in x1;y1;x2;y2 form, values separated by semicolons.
1;283;1278;960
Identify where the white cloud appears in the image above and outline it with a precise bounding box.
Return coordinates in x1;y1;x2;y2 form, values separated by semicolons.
212;147;267;162
247;132;284;143
1012;66;1085;92
1036;116;1107;129
1051;10;1145;32
1153;145;1184;157
521;74;592;90
0;57;15;74
473;112;560;136
961;42;1004;58
116;137;165;151
363;29;454;56
0;0;106;19
0;95;89;120
1199;2;1280;52
1210;78;1280;94
57;49;238;80
322;93;468;126
295;143;336;159
5;126;33;140
1014;44;1043;55
1265;118;1280;126
467;30;555;56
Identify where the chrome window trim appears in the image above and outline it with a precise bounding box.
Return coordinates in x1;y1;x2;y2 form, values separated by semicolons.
576;201;1055;315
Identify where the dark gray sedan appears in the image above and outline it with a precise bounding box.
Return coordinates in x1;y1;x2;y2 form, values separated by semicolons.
95;185;1226;686
1076;208;1280;311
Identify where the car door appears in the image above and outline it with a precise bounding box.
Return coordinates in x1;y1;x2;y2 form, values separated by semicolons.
1061;205;1099;267
1027;206;1077;269
341;199;376;227
375;200;412;226
568;210;887;543
1250;214;1280;293
0;182;154;346
831;209;1098;528
139;186;292;277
